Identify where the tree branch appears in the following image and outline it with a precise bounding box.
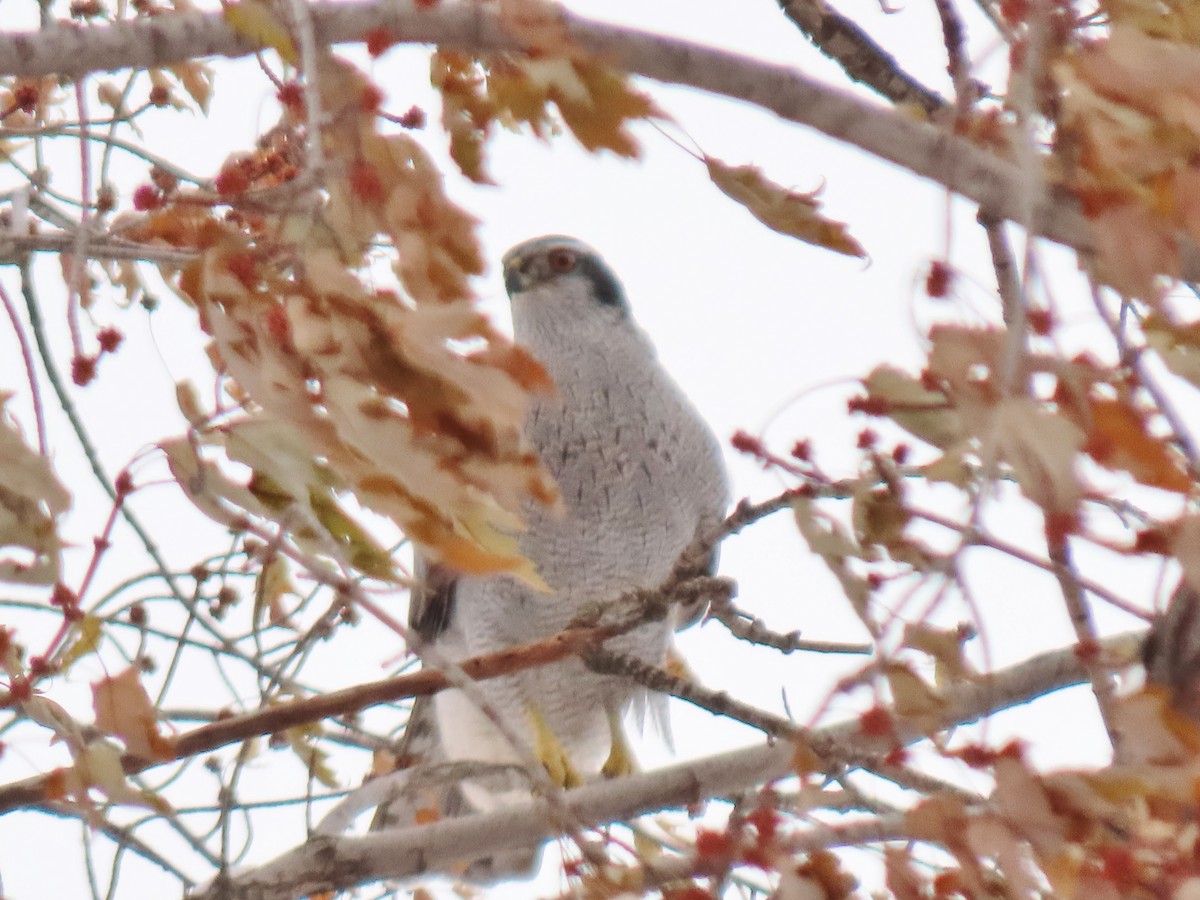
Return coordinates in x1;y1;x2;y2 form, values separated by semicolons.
192;630;1143;899
0;622;622;814
773;0;947;114
0;231;195;264
0;1;1170;278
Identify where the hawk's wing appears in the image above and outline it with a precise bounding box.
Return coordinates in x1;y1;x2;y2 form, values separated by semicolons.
673;542;721;631
371;556;467;829
369;558;541;879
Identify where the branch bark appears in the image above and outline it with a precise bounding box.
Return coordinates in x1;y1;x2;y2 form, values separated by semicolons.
192;630;1144;900
774;0;947;113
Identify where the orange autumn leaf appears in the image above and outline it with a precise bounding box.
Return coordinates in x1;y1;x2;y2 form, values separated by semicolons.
1083;396;1191;492
705;157;866;258
435;52;658;183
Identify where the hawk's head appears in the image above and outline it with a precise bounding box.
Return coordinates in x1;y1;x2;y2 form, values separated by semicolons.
502;236;629;325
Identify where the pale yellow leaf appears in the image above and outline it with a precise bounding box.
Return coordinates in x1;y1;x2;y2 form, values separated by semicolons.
1145;313;1200;389
60;615;105;669
791;495;871;617
883;662;946;731
285;725;339;788
223;0;298;65
168;60;214;113
254;556;296;630
23;695;86;745
0;396;69;585
862;365;963;450
902;622;974;685
72;738;172;812
96;81;124;111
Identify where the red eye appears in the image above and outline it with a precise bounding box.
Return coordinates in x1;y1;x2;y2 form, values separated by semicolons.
547;248;576;273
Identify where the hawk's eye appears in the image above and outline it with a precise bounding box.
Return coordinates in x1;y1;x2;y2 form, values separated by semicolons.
547;248;576;274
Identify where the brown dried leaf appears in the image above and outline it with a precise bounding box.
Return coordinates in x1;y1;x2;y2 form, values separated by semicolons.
1085;199;1179;300
920;448;975;488
151;56;564;585
992;755;1067;858
992;397;1085;514
1172;515;1200;598
884;846;925;900
553;59;658;156
706;157;866;257
254;556;297;630
851;482;933;568
435;52;658;182
905;795;987;893
1109;689;1200;766
965;815;1043;896
92;667;176;761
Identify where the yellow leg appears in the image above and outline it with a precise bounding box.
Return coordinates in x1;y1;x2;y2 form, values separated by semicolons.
526;704;584;788
664;644;697;682
601;705;637;779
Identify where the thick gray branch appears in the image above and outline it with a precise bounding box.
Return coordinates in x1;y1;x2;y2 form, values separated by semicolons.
0;1;1147;278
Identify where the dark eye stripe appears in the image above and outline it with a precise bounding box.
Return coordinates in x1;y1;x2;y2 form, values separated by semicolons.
576;255;626;310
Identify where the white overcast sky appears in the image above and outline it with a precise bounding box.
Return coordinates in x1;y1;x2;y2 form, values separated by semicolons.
0;0;1162;896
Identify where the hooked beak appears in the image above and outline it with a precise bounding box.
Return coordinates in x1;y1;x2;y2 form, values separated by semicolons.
503;252;531;297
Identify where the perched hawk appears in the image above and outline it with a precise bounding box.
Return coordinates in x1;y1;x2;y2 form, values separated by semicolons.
375;236;729;872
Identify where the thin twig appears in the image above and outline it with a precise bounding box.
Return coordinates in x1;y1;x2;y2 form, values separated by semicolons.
0;277;47;453
585;648;805;741
1046;535;1118;749
911;505;1151;621
933;0;975;109
284;0;326;182
980;212;1026;335
773;0;946;114
706;596;872;655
